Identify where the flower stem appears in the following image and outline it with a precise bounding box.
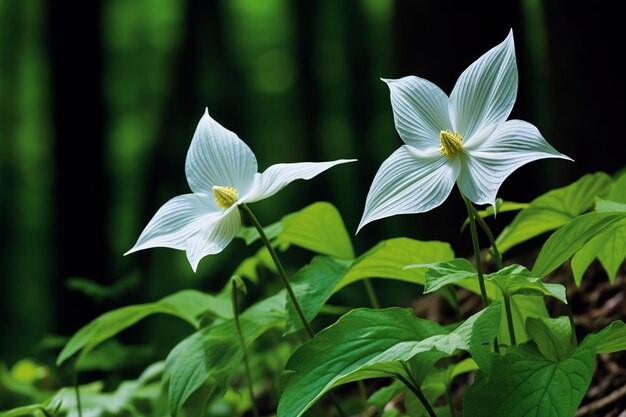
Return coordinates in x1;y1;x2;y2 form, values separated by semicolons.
461;195;489;308
461;194;499;353
469;205;516;346
231;280;260;417
239;203;315;338
397;370;437;417
566;302;578;348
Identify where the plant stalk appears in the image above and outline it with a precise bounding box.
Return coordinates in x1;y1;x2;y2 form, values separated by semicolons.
461;194;500;353
503;294;517;346
72;364;83;417
232;280;260;417
397;375;438;417
239;203;315;338
363;279;381;309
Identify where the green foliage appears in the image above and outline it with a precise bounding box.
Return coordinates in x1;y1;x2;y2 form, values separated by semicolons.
277;303;501;417
496;172;613;253
463;321;625;417
461;198;528;231
532;202;626;281
57;290;231;366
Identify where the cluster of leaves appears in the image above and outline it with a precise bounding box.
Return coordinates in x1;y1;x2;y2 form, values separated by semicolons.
2;170;626;417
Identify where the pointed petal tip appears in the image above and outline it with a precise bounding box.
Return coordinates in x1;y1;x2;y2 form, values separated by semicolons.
204;107;209;115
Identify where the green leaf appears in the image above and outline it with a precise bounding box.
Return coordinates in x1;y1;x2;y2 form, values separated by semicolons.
367;380;404;411
165;294;286;415
57;290;231;366
571;221;626;284
496;172;613;253
277;303;501;417
285;256;351;333
239;202;354;259
335;238;454;291
595;320;626;354
463;321;625;417
423;259;476;294
607;170;626;203
532;211;626;279
0;404;49;417
501;295;550;347
279;201;354;259
525;317;574;362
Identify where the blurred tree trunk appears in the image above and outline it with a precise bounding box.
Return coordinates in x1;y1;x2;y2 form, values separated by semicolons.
48;0;108;335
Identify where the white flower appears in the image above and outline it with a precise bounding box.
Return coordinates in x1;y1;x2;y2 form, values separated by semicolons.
358;30;571;233
126;109;355;272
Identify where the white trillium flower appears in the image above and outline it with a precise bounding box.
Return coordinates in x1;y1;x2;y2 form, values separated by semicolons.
126;109;355;272
358;30;572;233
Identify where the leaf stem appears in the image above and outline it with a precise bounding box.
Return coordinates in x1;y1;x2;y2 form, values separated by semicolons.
231;280;260;417
397;374;438;417
239;203;315;338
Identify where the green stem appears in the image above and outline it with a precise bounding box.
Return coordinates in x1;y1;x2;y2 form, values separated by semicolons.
232;280;260;417
445;385;456;417
397;375;437;417
461;194;500;353
470;205;503;270
357;380;369;415
239;204;347;417
461;195;489;308
239;203;315;338
503;294;517;346
72;364;83;417
363;279;381;309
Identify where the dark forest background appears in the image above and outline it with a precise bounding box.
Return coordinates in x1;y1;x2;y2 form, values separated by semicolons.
1;0;624;362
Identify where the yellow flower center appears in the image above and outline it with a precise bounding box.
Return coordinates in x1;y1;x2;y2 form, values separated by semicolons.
213;186;239;209
439;130;463;158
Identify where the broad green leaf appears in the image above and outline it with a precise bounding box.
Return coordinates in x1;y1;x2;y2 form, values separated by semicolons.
57;290;231;366
424;262;566;303
285;256;351;333
532;211;626;279
233;246;276;283
496;172;613;253
165;293;286;415
461;198;529;231
367;380;404;411
463;321;625;417
595;320;626;354
423;259;477;294
607;170;626;202
239;202;354;259
277;304;501;417
279;201;354;259
502;295;550;347
335;238;454;291
571;221;626;284
525;317;574;362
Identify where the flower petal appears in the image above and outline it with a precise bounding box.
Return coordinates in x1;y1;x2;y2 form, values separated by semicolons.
185;207;241;272
458;120;572;207
357;146;460;233
242;159;356;203
125;193;220;254
384;76;451;151
185;109;258;195
449;30;517;144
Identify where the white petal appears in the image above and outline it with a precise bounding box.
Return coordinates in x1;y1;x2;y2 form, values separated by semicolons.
242;159;356;203
185;207;241;272
449;30;518;144
125;193;220;254
384;76;451;151
185;109;258;195
357;146;460;233
458;120;572;207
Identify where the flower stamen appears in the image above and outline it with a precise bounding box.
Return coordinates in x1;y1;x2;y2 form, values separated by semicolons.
439;130;463;158
213;186;239;209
